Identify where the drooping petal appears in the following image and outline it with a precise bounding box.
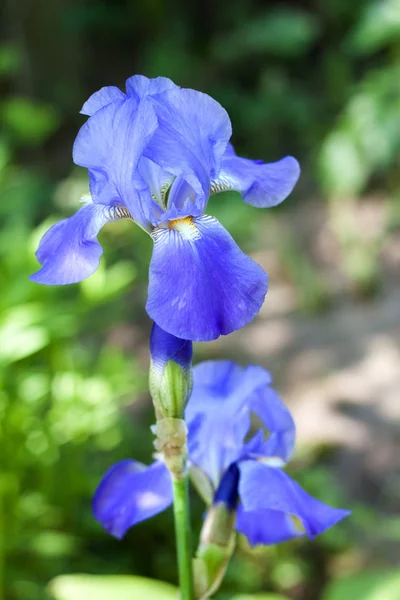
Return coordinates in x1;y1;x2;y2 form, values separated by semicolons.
212;143;300;208
245;387;296;464
145;88;232;212
146;215;268;342
30;202;119;285
185;362;270;487
80;86;126;116
126;75;178;98
239;461;350;539
93;460;172;539
73;98;158;229
236;505;303;546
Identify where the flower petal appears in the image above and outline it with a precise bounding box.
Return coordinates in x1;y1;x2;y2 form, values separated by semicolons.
30;203;116;285
245;387;296;464
145;88;232;211
126;75;178;98
185;361;270;487
187;410;249;491
93;460;172;539
150;322;193;372
239;461;350;539
236;504;302;547
212;144;300;208
80;86;126;116
146;215;268;342
73;98;158;229
186;361;270;422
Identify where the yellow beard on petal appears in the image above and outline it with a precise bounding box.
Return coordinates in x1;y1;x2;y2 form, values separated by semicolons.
168;216;200;241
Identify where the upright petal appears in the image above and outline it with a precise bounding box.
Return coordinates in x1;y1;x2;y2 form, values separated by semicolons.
80;86;126;116
146;215;268;342
236;505;302;546
188;409;249;490
245;387;296;464
213;463;240;510
73;98;158;229
93;460;172;539
145;88;232;212
126;75;178;98
239;461;350;539
30;202;119;285
211;144;300;208
186;361;270;423
185;362;270;487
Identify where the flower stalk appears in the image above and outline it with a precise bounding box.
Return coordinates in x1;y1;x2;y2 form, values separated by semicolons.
149;323;195;597
172;475;195;600
153;417;194;599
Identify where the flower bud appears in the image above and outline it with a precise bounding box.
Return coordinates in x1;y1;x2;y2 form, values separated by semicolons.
149;323;193;418
193;464;239;600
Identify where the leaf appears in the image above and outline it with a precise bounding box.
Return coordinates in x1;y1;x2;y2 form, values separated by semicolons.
319;131;367;196
2;97;59;144
322;569;400;600
0;305;49;364
232;594;290;600
347;0;400;56
213;8;319;62
0;44;21;76
49;574;178;600
80;260;137;303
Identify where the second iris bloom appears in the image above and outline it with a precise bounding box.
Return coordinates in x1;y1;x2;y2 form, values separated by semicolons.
93;325;349;546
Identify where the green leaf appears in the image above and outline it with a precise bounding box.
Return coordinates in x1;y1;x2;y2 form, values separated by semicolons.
0;44;21;76
0;305;49;364
80;260;137;303
347;0;400;56
322;570;400;600
2;97;59;144
213;8;319;62
49;575;178;600
231;594;290;600
319;131;367;196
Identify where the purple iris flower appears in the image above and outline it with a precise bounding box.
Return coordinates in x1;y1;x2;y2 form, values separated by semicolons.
30;75;300;342
93;360;350;545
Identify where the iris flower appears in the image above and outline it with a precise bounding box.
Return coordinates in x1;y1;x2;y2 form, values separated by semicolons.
93;360;349;545
30;75;300;341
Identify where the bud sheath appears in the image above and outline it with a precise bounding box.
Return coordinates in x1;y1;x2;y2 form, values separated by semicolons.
193;464;239;599
149;323;193;418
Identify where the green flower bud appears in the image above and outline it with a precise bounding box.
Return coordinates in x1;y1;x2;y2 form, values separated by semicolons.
193;503;236;600
149;323;193;418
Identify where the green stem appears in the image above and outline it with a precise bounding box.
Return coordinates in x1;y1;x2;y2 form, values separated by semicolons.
172;475;194;600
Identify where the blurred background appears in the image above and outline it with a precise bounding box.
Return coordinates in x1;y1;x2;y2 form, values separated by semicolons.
1;0;400;599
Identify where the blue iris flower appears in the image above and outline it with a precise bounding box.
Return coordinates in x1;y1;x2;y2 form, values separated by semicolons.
93;360;350;545
30;75;300;342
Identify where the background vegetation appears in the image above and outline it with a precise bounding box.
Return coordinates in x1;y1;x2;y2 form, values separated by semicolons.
1;0;400;599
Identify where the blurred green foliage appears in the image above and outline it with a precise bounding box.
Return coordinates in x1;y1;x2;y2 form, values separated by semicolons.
49;575;179;600
0;0;399;599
